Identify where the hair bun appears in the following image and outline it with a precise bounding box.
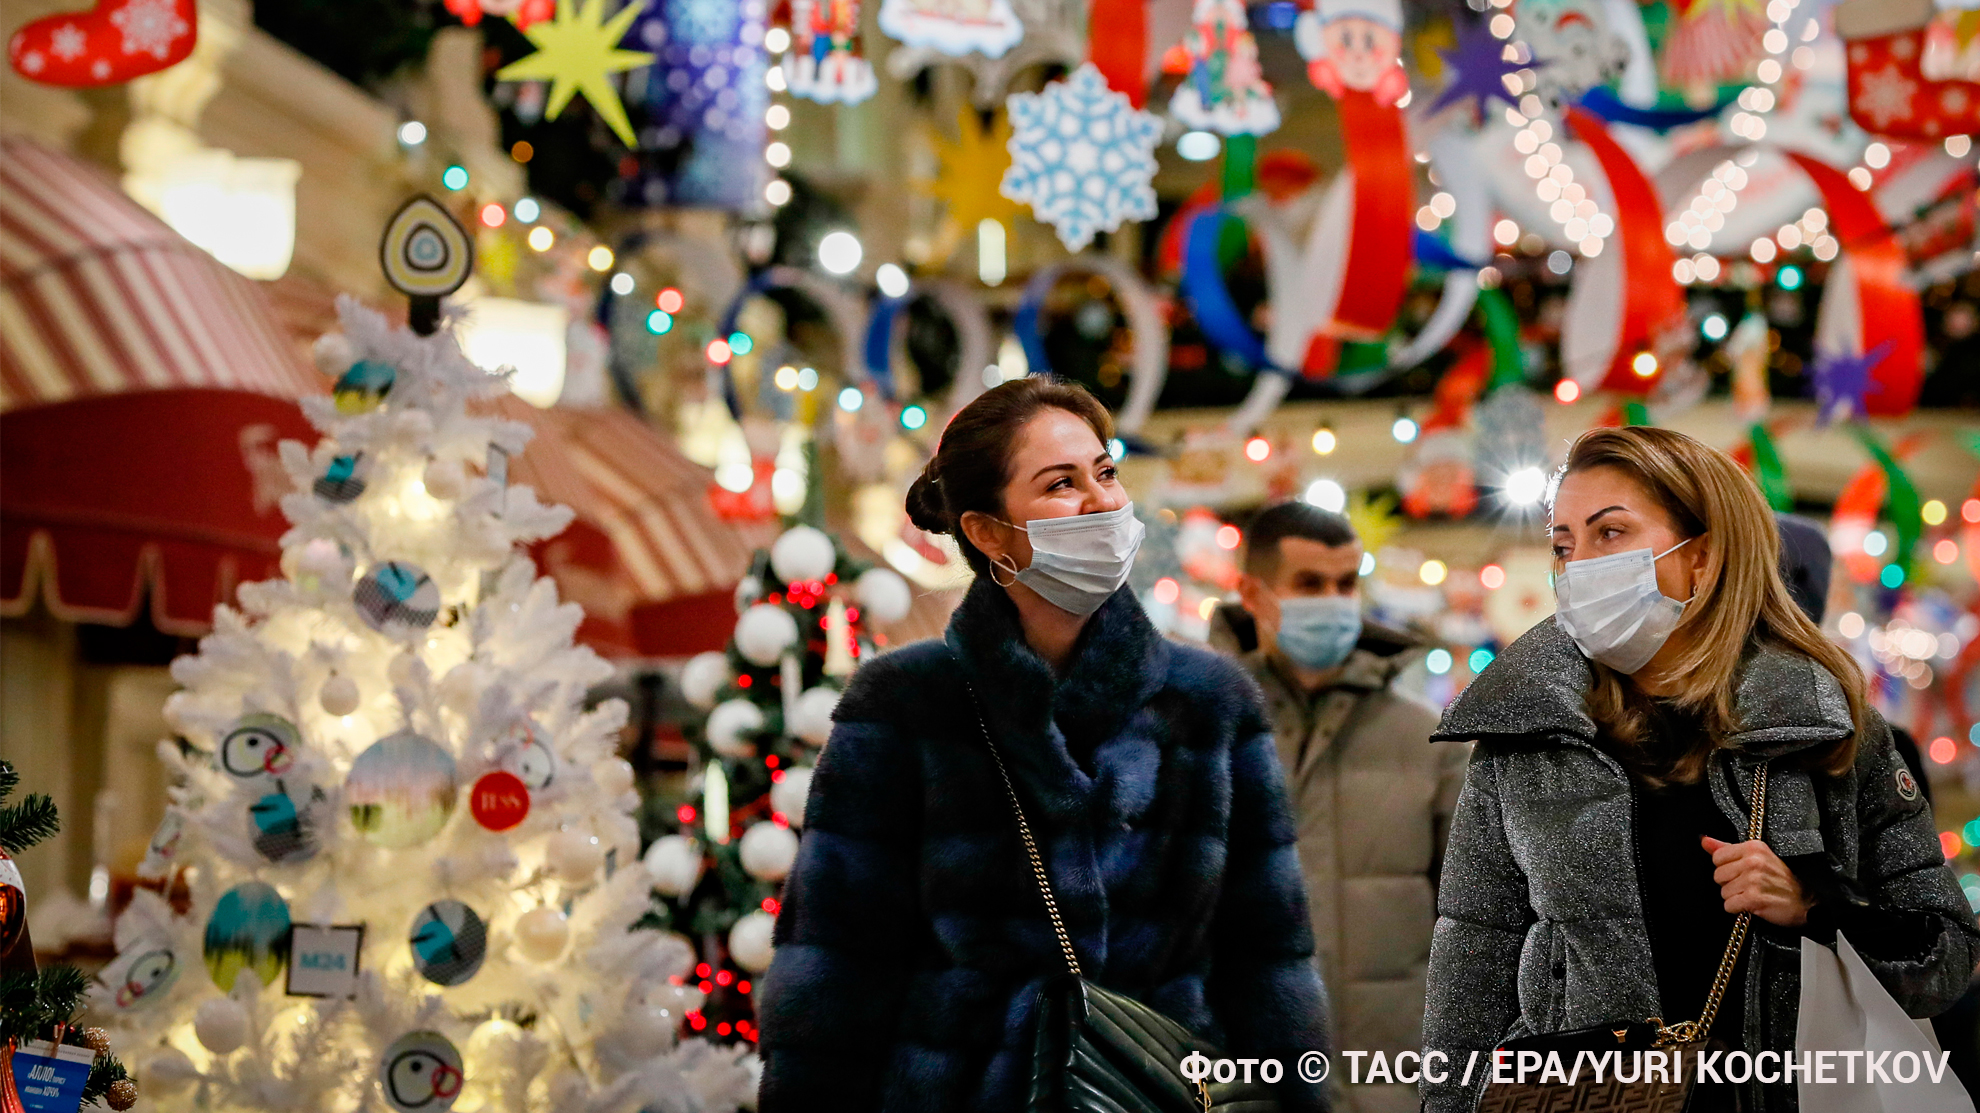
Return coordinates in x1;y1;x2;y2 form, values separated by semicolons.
904;468;951;535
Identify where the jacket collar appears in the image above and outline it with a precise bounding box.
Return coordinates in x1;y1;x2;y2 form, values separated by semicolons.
1431;617;1855;755
1248;620;1422;702
944;577;1168;817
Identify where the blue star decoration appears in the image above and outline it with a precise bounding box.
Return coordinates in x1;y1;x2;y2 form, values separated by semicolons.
1428;17;1529;120
1001;63;1163;252
1812;340;1893;425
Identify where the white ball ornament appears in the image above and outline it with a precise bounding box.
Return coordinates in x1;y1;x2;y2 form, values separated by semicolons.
738;821;799;882
643;835;705;897
515;906;570;962
733;575;765;611
596;757;635;797
769;525;837;583
705;699;765;758
770;765;814;827
734;604;799;667
387;652;425;690
141;1047;201;1095
311;332;354;377
679;652;732;710
789;687;840;746
422;458;467;500
728;910;777;973
319;673;360;717
193;996;249;1054
546;828;606;882
855;567;913;624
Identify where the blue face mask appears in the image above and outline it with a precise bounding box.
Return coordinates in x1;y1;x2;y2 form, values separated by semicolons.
1272;594;1362;670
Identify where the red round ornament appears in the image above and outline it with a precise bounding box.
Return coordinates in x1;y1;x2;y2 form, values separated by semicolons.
469;771;530;832
7;0;196;88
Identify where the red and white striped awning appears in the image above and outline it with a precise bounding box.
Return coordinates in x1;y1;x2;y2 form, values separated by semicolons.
492;397;782;656
0;137;318;411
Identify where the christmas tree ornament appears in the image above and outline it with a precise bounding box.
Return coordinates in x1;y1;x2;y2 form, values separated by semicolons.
6;0;195;87
1294;0;1407;105
823;598;856;678
1837;0;1980;139
313;452;371;504
545;828;606;882
345;732;459;849
1001;64;1164;251
705;699;766;758
377;198;473;329
410;901;488;986
422;458;467;501
878;0;1023;57
0;851;21;954
703;762;732;844
203;882;291;994
468;771;530;832
494;0;654;147
249;782;323;863
595;758;635;797
311;333;353;376
295;538;351;585
493;718;556;791
727;911;776;973
738;822;799;882
387;651;426;691
788;687;840;746
854;567;913;624
353;562;443;635
643;835;704;897
101;937;181;1011
769;526;837;583
785;0;878;104
79;1028;111;1053
219;714;299;781
140;1047;199;1096
379;1031;464;1113
769;766;815;827
106;1078;139;1110
192;995;251;1054
333;360;397;415
1167;0;1279;136
734;604;799;666
514;907;570;963
319;673;361;717
679;652;732;709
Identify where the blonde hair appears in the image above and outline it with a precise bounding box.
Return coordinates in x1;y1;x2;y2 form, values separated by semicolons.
1556;426;1865;784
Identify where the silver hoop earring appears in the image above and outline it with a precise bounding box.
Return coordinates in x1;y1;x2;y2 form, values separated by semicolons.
988;554;1019;587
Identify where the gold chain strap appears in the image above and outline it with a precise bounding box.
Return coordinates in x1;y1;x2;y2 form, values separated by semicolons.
963;682;1085;980
1653;760;1770;1049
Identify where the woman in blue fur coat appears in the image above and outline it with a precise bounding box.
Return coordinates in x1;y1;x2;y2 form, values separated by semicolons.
755;378;1330;1111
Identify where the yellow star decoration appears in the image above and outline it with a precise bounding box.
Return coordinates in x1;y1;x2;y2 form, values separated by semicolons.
1346;491;1404;555
497;0;653;147
916;107;1024;266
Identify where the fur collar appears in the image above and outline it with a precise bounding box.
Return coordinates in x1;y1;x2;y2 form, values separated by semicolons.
1432;617;1854;755
943;577;1169;819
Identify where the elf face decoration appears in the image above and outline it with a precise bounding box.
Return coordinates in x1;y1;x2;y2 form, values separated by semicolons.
1296;0;1408;105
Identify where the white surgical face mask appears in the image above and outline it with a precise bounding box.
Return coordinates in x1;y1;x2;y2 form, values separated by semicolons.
989;503;1145;617
1553;538;1693;675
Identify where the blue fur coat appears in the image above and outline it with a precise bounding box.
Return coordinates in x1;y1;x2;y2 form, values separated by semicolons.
755;579;1331;1112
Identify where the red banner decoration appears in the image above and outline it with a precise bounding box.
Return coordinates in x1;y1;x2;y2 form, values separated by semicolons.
1330;90;1413;344
1089;0;1151;104
1559;107;1685;395
1786;151;1924;417
1835;0;1980;140
7;0;194;87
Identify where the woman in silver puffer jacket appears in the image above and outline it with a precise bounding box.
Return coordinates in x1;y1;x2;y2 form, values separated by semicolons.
1422;427;1980;1113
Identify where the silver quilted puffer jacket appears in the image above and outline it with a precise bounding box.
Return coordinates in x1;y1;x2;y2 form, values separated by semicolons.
1421;618;1980;1113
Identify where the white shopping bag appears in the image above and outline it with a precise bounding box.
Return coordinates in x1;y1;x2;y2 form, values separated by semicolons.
1798;932;1976;1113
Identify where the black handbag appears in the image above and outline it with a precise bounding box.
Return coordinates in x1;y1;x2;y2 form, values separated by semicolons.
961;684;1284;1113
1476;760;1770;1113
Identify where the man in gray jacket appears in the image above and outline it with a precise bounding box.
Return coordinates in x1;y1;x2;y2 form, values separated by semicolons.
1225;501;1469;1113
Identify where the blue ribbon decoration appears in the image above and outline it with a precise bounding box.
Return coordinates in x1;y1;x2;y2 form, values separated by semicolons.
1013;268;1057;381
1575;86;1740;132
861;294;908;401
1177;208;1287;377
1412;231;1488;272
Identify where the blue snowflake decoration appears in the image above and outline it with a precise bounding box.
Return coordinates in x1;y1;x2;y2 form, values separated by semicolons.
1001;64;1163;251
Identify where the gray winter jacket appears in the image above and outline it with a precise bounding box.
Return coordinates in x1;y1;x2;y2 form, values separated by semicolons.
1421;618;1980;1113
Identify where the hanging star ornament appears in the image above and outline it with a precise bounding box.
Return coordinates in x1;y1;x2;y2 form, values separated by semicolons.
1427;16;1529;120
495;0;653;147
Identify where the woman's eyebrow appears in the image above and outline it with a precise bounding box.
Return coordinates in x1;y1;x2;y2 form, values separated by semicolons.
1584;505;1628;525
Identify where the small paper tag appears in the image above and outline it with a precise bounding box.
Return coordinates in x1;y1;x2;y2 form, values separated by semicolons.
286;923;365;998
14;1039;94;1113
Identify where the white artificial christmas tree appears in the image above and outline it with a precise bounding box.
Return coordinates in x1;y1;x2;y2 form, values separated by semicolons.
95;285;756;1113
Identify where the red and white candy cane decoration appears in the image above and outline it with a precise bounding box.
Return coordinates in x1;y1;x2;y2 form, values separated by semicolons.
1559;107;1686;395
7;0;193;86
1788;150;1925;416
1834;0;1980;140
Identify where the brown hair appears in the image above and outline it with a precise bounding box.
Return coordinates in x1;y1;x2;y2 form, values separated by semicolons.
905;378;1114;576
1555;426;1866;784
